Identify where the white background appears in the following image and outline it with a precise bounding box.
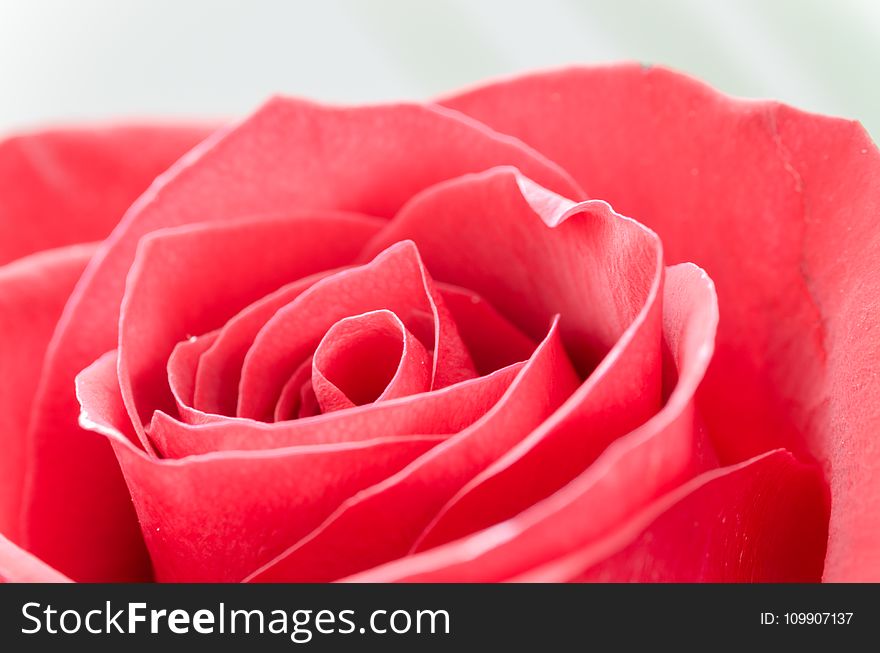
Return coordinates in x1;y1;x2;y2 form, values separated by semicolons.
1;0;878;138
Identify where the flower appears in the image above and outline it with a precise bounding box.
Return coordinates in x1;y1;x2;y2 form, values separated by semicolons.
1;65;877;582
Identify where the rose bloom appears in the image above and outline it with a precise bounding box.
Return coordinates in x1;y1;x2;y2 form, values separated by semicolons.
0;65;878;583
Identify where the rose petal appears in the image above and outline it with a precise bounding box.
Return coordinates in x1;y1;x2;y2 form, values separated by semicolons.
365;167;665;548
247;317;579;582
24;97;582;580
512;450;827;582
149;363;521;458
0;243;95;539
437;283;537;374
0;533;70;583
345;263;718;581
118;212;383;449
186;272;336;419
0;124;213;265
297;379;321;419
238;241;476;420
311;310;432;413
167;331;219;423
443;64;880;580
77;350;446;582
364;167;659;373
274;357;315;421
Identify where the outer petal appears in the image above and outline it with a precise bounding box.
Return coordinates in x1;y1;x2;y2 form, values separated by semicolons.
0;533;70;583
515;451;827;582
77;351;444;582
0;243;95;539
443;65;880;580
0;125;213;265
347;263;719;582
22;99;582;580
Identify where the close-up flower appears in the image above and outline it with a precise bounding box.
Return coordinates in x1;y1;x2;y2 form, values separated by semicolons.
1;64;877;584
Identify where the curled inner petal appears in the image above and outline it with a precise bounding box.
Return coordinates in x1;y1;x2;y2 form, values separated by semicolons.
238;240;476;421
274;358;314;422
312;310;431;413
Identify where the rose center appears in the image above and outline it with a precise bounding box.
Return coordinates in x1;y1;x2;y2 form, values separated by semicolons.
310;309;431;413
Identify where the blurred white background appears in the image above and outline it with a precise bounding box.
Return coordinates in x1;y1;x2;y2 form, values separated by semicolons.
1;0;878;138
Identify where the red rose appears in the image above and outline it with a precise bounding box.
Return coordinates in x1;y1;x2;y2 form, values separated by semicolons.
1;65;877;583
